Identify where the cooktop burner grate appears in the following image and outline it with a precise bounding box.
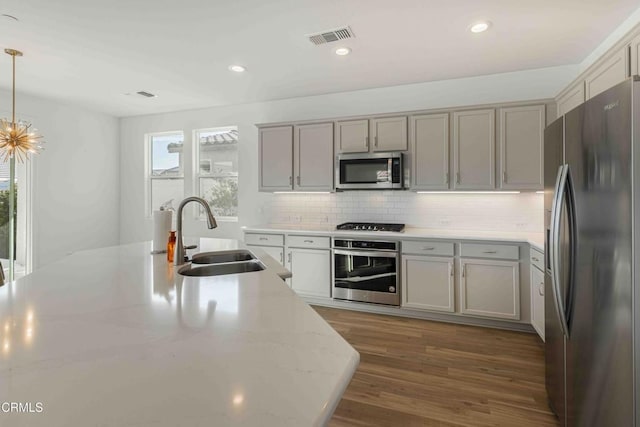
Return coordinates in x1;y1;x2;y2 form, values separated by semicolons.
336;222;405;232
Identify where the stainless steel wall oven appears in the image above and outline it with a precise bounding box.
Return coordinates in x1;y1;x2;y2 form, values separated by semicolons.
332;238;399;306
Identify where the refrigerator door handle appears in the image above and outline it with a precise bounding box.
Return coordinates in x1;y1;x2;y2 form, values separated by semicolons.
550;164;570;338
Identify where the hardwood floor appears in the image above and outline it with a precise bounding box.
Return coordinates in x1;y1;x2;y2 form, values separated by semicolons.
313;306;559;427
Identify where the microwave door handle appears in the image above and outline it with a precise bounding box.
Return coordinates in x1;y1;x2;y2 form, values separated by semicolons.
388;158;392;183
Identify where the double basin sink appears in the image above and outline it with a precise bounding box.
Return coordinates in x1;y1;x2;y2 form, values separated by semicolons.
178;249;265;277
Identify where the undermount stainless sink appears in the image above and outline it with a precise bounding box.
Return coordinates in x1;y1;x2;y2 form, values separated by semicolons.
191;249;256;265
178;260;265;277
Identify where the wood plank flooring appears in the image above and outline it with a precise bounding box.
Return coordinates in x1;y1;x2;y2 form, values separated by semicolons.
313;306;559;427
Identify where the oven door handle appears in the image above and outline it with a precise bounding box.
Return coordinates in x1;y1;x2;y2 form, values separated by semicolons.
333;249;398;258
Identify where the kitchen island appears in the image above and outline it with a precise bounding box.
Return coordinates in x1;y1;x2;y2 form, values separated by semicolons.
0;238;359;426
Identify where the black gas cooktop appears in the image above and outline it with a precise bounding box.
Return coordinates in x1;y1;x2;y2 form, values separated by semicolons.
336;222;405;232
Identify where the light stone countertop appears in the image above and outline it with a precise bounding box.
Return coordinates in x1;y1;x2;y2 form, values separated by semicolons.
243;224;545;252
0;238;359;426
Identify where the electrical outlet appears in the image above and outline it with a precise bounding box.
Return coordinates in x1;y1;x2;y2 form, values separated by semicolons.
320;215;329;223
292;215;302;223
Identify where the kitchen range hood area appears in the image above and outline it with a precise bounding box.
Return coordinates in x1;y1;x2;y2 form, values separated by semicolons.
3;1;640;426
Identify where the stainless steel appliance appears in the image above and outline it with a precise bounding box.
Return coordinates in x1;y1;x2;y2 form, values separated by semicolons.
336;152;403;190
336;222;405;232
544;77;638;426
332;238;399;305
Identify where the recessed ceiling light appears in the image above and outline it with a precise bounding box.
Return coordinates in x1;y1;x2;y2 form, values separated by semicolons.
470;21;491;33
229;65;246;73
335;47;351;56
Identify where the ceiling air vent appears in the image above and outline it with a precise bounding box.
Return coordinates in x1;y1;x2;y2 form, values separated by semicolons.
136;91;157;98
307;26;354;45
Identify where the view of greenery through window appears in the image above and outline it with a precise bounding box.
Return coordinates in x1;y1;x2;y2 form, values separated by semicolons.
197;127;239;219
148;127;238;219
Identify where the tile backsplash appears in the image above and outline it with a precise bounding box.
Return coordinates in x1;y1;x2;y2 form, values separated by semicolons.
263;191;544;232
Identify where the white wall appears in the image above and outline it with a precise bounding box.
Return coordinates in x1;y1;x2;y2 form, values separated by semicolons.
0;89;120;269
119;64;574;243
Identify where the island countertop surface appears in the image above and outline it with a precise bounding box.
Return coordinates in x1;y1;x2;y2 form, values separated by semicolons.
0;238;359;426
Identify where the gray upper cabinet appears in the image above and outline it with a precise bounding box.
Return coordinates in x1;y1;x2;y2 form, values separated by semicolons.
499;105;545;190
293;123;334;191
259;126;293;191
631;34;640;76
370;116;408;152
585;46;629;100
410;113;449;190
335;119;369;153
453;109;495;190
557;82;585;117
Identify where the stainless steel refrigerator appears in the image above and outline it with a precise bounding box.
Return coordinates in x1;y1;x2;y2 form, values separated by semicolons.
544;77;638;426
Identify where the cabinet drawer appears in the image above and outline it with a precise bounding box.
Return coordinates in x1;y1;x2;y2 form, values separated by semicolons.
460;243;519;260
402;240;454;256
244;233;284;247
530;248;544;272
287;235;330;249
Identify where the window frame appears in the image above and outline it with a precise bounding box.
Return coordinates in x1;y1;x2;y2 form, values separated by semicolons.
193;126;239;222
145;130;185;217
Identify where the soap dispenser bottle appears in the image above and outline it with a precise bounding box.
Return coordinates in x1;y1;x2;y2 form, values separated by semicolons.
167;231;176;263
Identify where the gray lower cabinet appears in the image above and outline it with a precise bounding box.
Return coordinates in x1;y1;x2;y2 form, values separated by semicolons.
259;126;293;191
245;232;286;266
410;113;450;190
335;119;369;153
402;255;455;312
530;247;545;340
370;116;408;152
293;123;334;191
459;258;520;320
531;264;545;340
247;244;284;266
585;46;629;100
286;247;331;298
499;105;545;190
453;109;495;190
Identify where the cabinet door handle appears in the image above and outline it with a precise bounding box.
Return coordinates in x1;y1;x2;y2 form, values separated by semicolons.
374;136;378;147
422;247;435;251
365;136;369;148
445;173;449;185
539;283;544;296
532;257;540;262
462;264;466;278
503;171;507;183
456;172;460;184
449;262;454;277
279;252;283;263
287;252;292;264
289;176;292;185
483;250;497;254
297;176;300;185
259;237;268;241
303;239;314;243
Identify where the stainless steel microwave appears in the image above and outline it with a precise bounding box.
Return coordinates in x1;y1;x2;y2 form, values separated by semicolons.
336;152;404;190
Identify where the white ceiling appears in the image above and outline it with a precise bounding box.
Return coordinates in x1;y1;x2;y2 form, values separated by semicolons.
0;0;638;117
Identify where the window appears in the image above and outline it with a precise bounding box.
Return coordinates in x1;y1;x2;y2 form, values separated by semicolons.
147;132;184;214
195;127;238;220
